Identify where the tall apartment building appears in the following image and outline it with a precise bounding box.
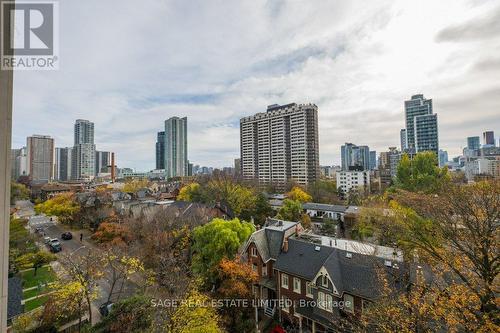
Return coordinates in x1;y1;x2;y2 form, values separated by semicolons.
483;131;495;146
400;129;407;151
240;103;320;187
156;131;165;170
341;143;370;171
10;148;27;180
467;136;480;150
369;150;377;170
27;135;54;183
404;94;439;154
55;147;73;181
164;117;188;178
72;119;96;181
95;151;111;175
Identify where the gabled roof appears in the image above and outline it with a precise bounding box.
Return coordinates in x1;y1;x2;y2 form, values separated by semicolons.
274;238;334;280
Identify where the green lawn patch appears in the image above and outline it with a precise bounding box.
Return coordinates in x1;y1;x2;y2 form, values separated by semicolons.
24;295;49;312
21;266;57;289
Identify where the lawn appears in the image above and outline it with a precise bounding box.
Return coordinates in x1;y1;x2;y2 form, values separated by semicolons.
21;266;57;289
23;285;51;300
24;295;49;312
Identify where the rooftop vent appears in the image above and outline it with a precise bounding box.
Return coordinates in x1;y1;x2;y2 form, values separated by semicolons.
384;260;392;267
314;246;321;252
346;252;352;258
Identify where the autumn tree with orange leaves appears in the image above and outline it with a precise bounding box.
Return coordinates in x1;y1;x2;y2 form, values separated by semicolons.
216;257;258;332
355;180;499;333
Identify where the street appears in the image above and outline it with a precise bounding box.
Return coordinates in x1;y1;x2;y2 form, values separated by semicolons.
15;200;138;323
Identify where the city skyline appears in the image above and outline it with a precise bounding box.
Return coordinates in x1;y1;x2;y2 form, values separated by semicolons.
10;0;500;170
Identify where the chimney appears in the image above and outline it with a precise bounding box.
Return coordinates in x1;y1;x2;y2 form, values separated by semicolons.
111;152;115;183
283;239;289;253
295;224;300;236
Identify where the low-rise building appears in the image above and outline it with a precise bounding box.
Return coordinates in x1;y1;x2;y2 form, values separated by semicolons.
336;170;370;197
243;219;406;332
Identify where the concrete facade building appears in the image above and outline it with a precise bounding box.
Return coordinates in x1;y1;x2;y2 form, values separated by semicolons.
240;103;320;187
27;135;54;183
72;119;96;181
336;170;370;196
483;131;495;146
95;151;111;175
156;131;165;170
164;117;188;178
10;148;27;180
55;147;73;181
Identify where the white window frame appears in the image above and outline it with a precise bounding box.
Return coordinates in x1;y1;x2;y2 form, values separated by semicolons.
306;282;313;298
293;277;301;293
251;247;258;257
325;294;333;312
318;291;325;310
281;273;289;289
252;285;259;296
344;294;354;313
262;263;267;276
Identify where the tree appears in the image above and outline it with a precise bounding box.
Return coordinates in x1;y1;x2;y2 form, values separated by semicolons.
34;193;80;224
103;248;145;303
300;213;312;229
122;179;149;193
286;186;312;203
10;181;30;204
308;180;341;204
394;152;450;193
177;182;202;201
170;287;222;333
240;192;273;226
92;222;132;246
321;217;337;236
363;181;500;332
192;218;255;283
276;199;302;222
14;251;56;274
216;258;258;332
61;249;104;326
93;295;154;333
204;178;256;216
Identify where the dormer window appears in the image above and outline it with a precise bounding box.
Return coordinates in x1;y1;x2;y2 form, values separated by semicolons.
251;247;258;257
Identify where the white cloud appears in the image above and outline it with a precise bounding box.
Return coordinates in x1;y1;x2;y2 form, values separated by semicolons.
12;0;500;169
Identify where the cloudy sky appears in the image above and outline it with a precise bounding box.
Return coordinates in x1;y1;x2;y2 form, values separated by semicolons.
12;0;500;170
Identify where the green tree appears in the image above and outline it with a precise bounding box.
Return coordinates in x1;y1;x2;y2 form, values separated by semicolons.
308;180;340;203
14;251;56;274
240;192;273;226
122;179;150;193
93;295;154;333
204;178;256;216
286;186;312;203
276;199;302;221
394;152;450;193
10;181;30;204
192;218;255;282
34;193;80;224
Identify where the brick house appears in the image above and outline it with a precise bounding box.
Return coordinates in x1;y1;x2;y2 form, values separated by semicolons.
243;218;405;333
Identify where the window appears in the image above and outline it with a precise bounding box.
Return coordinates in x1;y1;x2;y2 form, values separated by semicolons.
318;291;325;309
321;275;329;288
325;294;333;312
306;282;313;298
281;273;289;289
252;263;258;272
318;291;333;312
262;263;267;276
251;247;258;257
344;294;354;313
293;277;301;293
282;296;290;313
252;285;259;297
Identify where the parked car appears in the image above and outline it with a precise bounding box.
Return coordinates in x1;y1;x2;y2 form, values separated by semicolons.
98;302;114;317
43;236;51;244
61;232;73;240
48;238;62;253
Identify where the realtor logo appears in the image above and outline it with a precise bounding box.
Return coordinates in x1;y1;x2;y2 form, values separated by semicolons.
1;1;59;70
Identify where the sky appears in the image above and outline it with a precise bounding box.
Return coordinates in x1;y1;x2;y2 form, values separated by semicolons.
12;0;500;170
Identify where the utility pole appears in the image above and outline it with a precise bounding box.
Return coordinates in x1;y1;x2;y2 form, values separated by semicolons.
0;0;14;330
